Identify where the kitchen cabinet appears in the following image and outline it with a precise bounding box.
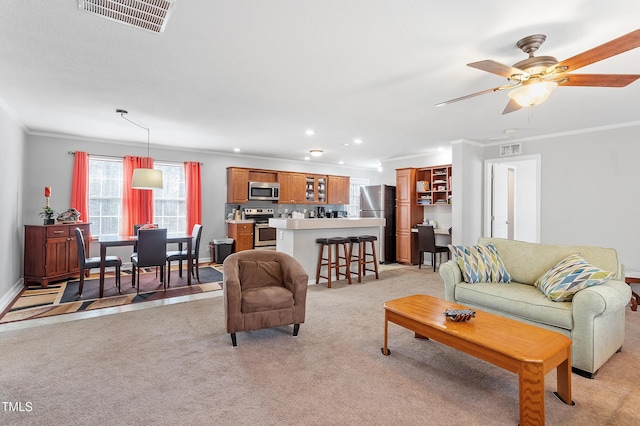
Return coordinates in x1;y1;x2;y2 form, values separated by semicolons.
278;172;307;203
304;174;327;203
23;223;90;287
227;167;249;203
227;167;279;203
327;175;350;204
416;164;452;206
395;168;422;265
227;222;254;252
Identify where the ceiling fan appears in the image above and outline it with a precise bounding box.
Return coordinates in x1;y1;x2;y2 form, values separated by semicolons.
436;29;640;114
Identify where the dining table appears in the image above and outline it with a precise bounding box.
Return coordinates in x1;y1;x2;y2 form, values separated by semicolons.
97;233;193;298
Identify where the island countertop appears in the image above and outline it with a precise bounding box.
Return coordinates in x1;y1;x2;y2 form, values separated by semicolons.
269;217;385;229
268;217;386;284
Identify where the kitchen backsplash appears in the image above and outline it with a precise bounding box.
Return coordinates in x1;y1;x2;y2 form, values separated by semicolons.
225;202;347;218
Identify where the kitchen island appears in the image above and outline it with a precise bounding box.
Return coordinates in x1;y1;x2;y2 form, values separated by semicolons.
268;217;386;284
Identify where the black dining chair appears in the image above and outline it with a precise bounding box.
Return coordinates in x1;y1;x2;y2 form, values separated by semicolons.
166;224;203;286
417;225;450;272
131;228;167;294
133;223;159;279
75;227;122;296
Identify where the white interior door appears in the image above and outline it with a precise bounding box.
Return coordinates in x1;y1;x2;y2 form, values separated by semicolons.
485;156;540;243
491;164;510;238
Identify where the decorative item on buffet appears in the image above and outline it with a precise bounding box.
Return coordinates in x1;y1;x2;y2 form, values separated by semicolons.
56;208;82;224
40;186;55;225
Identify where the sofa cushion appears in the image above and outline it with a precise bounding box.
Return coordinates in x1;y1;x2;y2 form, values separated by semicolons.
455;282;573;330
238;260;283;290
450;244;511;283
535;254;614;302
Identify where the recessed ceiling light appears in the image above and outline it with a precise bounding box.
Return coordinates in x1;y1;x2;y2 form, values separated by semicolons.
305;129;315;136
233;148;241;152
353;138;363;144
304;156;310;161
342;142;350;146
309;149;323;157
338;161;344;165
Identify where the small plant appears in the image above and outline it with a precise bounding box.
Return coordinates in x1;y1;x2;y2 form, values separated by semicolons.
39;206;56;220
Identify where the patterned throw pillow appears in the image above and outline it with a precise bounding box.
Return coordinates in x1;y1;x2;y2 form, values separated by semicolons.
449;244;509;283
482;244;512;283
534;254;613;302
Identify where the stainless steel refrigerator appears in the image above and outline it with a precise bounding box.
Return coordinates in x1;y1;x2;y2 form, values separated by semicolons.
360;184;396;263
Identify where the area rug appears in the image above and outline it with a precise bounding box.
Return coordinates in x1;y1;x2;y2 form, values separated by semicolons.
0;265;224;324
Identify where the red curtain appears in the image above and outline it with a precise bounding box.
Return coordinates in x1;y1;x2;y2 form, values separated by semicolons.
184;161;202;232
122;156;154;236
70;151;90;236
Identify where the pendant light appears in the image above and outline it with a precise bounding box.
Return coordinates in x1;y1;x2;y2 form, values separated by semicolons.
117;109;163;189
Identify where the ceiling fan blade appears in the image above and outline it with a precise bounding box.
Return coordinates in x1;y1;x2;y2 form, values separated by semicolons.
435;84;517;107
502;99;522;115
558;74;640;87
552;29;640;73
468;60;528;79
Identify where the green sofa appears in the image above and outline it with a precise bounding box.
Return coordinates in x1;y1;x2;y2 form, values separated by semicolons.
439;237;631;378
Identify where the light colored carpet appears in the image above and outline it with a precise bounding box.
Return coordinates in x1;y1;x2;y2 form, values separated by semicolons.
0;266;638;425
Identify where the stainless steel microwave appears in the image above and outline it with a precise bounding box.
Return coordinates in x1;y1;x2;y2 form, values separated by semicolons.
248;182;280;201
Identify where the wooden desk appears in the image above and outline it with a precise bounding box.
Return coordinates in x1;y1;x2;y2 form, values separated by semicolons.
98;233;192;298
624;276;640;311
382;294;574;426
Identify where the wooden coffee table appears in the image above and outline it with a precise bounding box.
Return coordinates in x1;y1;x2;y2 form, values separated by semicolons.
382;294;574;425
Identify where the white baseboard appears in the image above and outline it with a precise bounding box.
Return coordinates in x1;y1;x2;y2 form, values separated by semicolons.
0;278;24;313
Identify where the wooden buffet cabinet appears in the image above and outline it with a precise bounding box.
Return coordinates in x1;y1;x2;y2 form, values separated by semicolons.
227;167;350;205
23;223;90;287
395;164;452;265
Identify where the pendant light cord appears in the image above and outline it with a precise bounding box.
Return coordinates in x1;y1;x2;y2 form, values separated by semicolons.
119;111;151;164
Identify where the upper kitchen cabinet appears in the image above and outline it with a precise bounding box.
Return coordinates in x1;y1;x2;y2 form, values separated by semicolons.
278;172;307;204
305;175;327;204
327;175;350;205
227;167;249;203
227;167;279;203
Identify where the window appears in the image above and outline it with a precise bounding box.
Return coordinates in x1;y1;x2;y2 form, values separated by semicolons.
345;178;369;218
88;157;187;237
153;162;186;233
89;157;123;236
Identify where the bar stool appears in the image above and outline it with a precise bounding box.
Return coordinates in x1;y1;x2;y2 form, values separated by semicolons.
349;235;380;282
347;235;379;282
316;237;352;288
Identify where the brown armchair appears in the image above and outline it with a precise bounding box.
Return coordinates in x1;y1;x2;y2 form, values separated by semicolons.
223;250;308;347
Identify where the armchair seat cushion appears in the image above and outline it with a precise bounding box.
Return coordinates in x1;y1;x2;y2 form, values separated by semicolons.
242;286;294;313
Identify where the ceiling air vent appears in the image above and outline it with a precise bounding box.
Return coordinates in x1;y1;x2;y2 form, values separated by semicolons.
78;0;176;34
499;143;522;157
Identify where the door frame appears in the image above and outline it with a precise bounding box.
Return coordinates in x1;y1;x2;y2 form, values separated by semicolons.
484;154;541;242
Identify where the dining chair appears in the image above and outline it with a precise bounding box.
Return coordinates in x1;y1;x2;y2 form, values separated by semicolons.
166;224;203;286
417;225;449;272
131;228;167;294
133;223;159;279
75;227;122;296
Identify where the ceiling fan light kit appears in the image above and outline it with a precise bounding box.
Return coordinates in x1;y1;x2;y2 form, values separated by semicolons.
508;80;558;107
437;29;640;113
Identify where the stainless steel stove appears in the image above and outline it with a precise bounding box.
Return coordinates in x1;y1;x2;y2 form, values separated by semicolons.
244;208;276;247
